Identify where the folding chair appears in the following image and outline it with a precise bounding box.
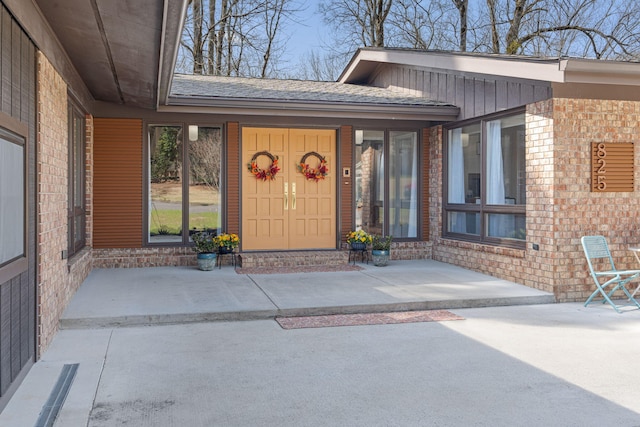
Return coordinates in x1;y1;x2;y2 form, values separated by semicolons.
628;245;640;299
581;236;640;313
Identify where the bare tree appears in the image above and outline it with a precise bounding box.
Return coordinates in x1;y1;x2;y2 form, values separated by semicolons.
178;0;298;77
294;51;343;81
178;0;640;80
451;0;467;51
478;0;640;59
318;0;640;61
485;0;500;52
320;0;393;50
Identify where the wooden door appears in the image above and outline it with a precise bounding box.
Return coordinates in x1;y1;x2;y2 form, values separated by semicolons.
242;128;336;251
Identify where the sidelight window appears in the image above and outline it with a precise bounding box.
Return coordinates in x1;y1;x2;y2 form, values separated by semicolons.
354;129;419;239
148;124;222;244
68;101;86;256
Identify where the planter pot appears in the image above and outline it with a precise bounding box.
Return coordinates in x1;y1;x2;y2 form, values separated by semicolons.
196;253;217;271
371;249;390;267
218;246;234;255
350;242;367;251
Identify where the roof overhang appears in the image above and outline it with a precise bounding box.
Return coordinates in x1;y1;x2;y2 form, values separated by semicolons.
27;0;187;110
161;97;460;122
340;48;640;87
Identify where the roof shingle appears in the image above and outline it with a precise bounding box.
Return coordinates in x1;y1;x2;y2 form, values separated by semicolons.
170;74;453;107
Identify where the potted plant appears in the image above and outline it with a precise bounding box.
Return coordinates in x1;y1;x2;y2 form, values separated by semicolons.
192;231;217;271
346;229;372;250
214;232;240;254
371;235;393;266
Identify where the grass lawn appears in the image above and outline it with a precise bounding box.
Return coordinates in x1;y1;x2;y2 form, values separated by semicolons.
150;183;220;235
150;210;219;236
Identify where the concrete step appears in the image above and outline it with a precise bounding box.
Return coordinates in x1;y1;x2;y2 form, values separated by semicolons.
239;250;350;268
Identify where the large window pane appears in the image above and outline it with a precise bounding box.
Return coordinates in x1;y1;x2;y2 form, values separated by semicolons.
447;124;481;205
447;123;480;234
486;114;525;205
445;110;526;247
355;130;384;235
0;131;24;265
486;213;526;240
390;131;418;238
447;212;480;236
148;124;223;245
149;126;183;243
69;104;86;255
188;127;221;235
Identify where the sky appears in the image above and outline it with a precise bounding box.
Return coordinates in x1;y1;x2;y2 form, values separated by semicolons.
282;1;328;65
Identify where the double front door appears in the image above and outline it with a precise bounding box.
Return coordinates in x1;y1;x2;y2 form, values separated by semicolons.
242;128;336;251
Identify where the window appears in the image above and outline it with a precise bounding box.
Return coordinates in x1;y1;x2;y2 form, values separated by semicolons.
68;102;86;256
355;129;419;239
0;127;25;267
148;124;222;244
444;111;526;247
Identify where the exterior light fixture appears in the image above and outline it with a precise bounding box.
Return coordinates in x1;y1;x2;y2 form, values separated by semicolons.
188;125;198;141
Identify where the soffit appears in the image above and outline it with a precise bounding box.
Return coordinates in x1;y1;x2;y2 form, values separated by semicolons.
34;0;184;109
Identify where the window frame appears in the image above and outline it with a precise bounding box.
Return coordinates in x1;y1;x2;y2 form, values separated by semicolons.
68;99;86;257
353;127;422;241
0;115;28;282
443;108;526;249
144;122;225;246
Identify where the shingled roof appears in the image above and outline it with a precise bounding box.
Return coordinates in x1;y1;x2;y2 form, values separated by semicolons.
170;74;453;107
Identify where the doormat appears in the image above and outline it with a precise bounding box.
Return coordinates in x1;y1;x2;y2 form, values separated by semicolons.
237;264;363;274
275;310;464;329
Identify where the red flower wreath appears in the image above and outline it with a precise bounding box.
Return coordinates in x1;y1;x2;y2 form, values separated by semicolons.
247;151;280;181
298;151;329;181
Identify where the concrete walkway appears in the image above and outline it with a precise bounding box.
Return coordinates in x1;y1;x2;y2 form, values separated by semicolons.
59;260;554;328
3;260;640;426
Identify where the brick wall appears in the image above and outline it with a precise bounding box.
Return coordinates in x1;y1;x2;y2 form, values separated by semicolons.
549;98;640;301
36;53;92;354
93;247;195;268
430;97;640;301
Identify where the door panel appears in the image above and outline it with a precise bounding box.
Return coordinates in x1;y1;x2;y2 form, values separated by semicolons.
242;128;336;251
242;128;288;250
289;129;336;249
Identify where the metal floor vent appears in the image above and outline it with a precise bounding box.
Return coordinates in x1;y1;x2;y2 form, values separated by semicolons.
35;363;79;427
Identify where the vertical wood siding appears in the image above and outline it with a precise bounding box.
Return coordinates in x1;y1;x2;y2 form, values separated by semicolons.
0;4;36;408
93;118;143;248
226;122;240;235
373;64;552;121
340;126;353;241
421;129;430;241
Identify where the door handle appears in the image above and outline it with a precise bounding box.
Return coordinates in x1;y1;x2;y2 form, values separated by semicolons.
292;183;296;210
284;182;288;210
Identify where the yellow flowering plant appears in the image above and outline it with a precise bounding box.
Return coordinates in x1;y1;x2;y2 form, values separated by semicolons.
346;230;372;245
214;232;240;249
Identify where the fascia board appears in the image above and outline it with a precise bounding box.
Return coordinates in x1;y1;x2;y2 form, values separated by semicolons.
560;58;640;86
157;0;189;108
341;49;565;83
162;97;460;121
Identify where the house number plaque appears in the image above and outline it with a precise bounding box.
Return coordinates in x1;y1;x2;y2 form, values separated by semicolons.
591;142;634;192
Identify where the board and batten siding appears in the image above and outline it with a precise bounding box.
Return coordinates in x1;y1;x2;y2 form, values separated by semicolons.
340;125;353;243
93;118;143;248
0;3;36;410
226;122;240;236
372;65;552;120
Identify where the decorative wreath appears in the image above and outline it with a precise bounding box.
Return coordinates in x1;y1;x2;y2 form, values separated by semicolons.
247;151;280;181
298;151;329;181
